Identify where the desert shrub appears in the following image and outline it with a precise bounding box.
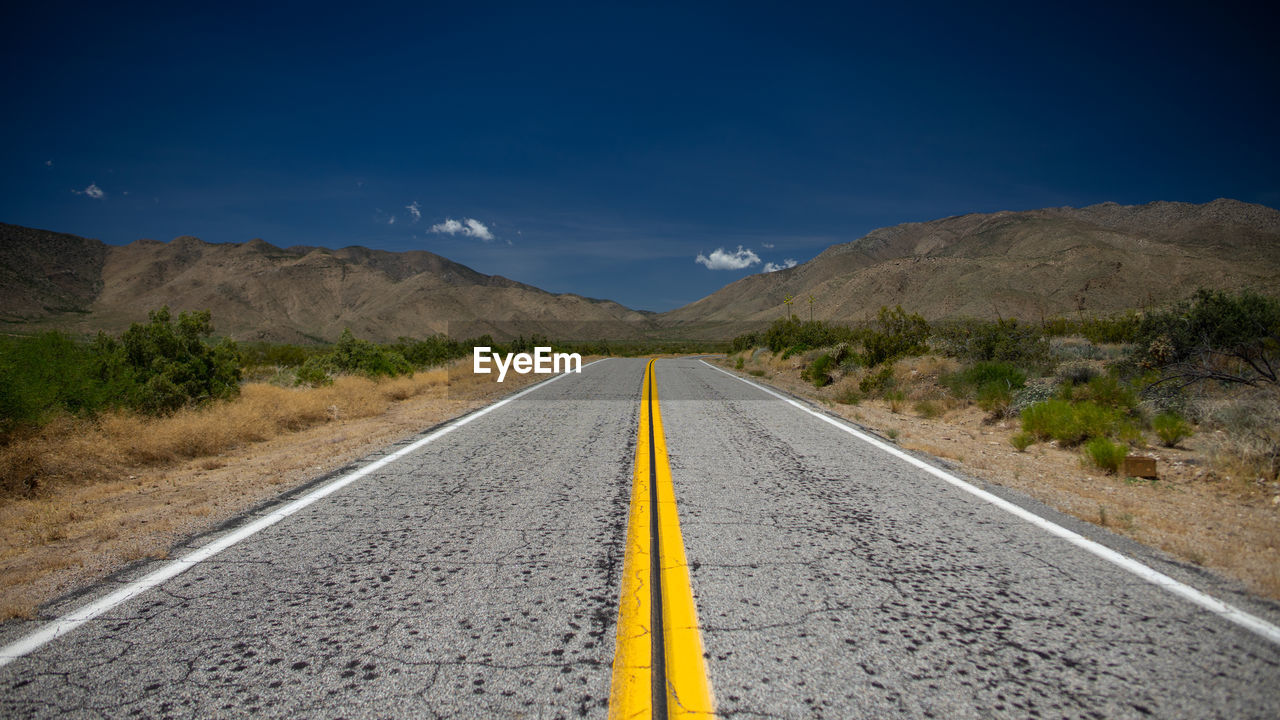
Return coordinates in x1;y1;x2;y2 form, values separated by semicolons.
735;356;745;370
976;383;1015;415
943;361;1027;395
729;331;761;353
859;365;896;395
834;385;862;404
747;368;766;377
804;353;836;388
942;361;1026;416
1152;412;1193;447
119;308;241;414
0;332;133;432
762;317;858;354
781;344;811;360
1050;337;1105;362
294;359;334;387
1021;399;1127;446
935;318;1050;366
1009;378;1057;416
885;390;906;413
1010;431;1035;452
1136;288;1280;387
392;334;469;368
1056;360;1101;385
1200;389;1280;480
914;399;941;418
1075;374;1139;413
1084;437;1128;473
861;306;930;367
1043;313;1143;344
317;329;413;379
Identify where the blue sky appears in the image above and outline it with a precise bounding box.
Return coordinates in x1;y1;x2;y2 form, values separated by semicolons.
3;1;1277;311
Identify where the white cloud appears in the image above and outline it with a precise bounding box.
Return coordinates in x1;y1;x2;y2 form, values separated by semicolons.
761;242;775;249
405;201;421;222
695;245;761;270
464;218;494;241
73;183;105;199
45;160;53;167
388;215;396;225
763;258;798;273
431;217;496;242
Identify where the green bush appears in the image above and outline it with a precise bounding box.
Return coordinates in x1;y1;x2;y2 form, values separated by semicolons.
859;365;896;395
804;353;836;388
1056;360;1100;385
0;332;131;431
861;306;930;367
294;358;334;387
762;317;858;354
321;329;413;378
1084;437;1128;473
942;361;1026;416
120;307;241;414
1136;288;1280;387
935;318;1050;366
885;390;906;412
976;383;1015;415
1010;431;1035;452
734;356;745;370
1021;399;1128;446
1152;412;1194;447
1076;374;1139;412
943;361;1027;394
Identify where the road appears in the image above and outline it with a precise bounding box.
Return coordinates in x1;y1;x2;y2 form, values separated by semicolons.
2;357;1278;718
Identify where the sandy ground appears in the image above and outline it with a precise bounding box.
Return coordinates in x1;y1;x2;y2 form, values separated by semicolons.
714;356;1280;603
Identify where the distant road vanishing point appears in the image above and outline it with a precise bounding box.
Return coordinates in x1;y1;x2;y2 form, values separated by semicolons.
2;359;1278;718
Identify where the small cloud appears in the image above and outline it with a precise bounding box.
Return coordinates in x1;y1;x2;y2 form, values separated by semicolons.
45;160;53;167
405;201;421;222
431;217;496;242
388;215;396;225
695;246;761;270
763;258;798;273
761;242;775;249
72;183;105;199
464;218;494;241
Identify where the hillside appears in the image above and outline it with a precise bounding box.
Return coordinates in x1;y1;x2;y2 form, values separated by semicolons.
661;199;1280;331
0;225;652;343
5;199;1278;343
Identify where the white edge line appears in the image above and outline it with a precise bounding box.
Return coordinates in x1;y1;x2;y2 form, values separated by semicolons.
700;359;1280;647
0;360;605;667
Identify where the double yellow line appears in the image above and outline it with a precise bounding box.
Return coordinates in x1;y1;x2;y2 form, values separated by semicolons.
609;359;716;719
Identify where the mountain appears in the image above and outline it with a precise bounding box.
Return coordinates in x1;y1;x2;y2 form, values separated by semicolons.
0;225;652;343
661;199;1280;330
5;199;1278;344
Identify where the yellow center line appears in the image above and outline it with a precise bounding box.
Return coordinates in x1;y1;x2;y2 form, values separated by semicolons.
610;359;716;719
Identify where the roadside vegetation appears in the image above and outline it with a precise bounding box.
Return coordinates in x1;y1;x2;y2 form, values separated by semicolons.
724;288;1280;599
0;309;727;498
728;288;1280;484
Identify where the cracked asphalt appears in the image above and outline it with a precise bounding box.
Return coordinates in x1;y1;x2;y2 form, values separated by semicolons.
2;357;1279;718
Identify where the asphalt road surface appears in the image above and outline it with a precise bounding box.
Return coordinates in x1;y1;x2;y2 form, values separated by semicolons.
2;358;1278;718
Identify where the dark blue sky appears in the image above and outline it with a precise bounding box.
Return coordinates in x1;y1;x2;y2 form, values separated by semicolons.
3;1;1277;311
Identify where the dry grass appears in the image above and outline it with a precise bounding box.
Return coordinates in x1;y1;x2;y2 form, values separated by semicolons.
0;362;544;622
1;370;449;496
